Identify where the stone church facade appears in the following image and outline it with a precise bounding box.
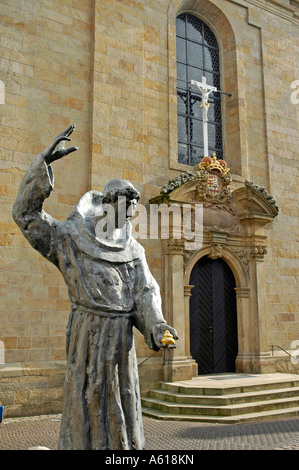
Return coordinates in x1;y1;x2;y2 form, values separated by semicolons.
0;0;298;417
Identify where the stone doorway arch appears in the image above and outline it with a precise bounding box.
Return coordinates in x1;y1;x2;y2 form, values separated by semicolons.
150;158;278;381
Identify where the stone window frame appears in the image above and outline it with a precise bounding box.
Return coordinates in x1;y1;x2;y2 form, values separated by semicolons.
168;1;242;176
176;13;224;166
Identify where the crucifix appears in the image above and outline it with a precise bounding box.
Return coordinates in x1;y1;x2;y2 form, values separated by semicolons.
190;76;231;157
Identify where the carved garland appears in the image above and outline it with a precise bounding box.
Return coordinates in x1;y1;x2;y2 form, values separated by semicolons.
161;155;233;205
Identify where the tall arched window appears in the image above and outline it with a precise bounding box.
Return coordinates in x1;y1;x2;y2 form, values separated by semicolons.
176;13;223;166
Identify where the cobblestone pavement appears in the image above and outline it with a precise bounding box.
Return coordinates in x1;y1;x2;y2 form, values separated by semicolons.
0;414;299;450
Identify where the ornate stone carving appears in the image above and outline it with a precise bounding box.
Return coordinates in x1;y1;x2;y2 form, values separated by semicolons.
160;155;233;205
183;250;196;271
233;180;279;229
245;180;279;212
194;169;209;200
160;171;197;195
232;247;249;266
251;245;267;260
231;247;250;275
208;243;224;259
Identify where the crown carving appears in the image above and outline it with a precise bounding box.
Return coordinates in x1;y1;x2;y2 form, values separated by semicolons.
197;153;230;175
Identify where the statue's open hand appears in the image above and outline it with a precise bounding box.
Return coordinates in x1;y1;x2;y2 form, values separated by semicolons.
42;124;78;165
152;323;179;350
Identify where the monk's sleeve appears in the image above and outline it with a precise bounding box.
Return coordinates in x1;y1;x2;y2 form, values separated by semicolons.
12;153;61;266
133;254;167;350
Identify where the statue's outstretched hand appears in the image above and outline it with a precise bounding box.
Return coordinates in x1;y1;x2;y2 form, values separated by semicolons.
152;323;179;350
42;124;78;165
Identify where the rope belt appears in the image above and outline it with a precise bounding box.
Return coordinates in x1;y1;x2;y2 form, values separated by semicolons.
71;304;134;318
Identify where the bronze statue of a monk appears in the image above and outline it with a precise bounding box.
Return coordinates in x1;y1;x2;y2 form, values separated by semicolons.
12;125;178;450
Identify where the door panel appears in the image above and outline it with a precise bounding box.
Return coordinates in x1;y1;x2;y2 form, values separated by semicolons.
190;257;213;374
189;256;238;374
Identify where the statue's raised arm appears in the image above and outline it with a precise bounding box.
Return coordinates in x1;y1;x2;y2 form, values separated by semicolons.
12;125;78;265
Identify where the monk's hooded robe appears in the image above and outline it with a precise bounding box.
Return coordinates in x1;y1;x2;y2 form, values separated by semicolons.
12;153;168;450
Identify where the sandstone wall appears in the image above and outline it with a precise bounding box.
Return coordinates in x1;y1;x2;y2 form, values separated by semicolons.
0;0;298;416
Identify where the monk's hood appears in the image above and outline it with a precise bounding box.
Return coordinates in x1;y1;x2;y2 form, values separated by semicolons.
65;190;144;263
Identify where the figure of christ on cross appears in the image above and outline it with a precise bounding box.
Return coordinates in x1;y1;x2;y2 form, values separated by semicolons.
190;76;217;157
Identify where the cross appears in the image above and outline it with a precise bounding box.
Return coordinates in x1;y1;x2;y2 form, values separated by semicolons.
190;77;217;157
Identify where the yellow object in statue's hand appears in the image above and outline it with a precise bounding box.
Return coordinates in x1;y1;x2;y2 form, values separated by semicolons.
161;330;176;345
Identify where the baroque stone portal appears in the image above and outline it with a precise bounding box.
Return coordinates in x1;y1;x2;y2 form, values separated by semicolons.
12;125;178;450
150;153;279;379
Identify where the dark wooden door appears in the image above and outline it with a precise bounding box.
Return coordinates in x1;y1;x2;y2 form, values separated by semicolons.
189;256;238;374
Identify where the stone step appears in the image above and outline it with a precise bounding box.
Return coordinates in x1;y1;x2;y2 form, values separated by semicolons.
160;378;299;396
141;395;299;417
148;386;299;406
142;406;299;424
142;374;299;423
